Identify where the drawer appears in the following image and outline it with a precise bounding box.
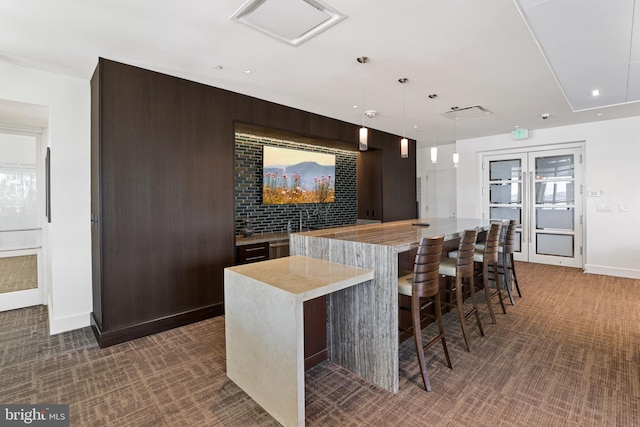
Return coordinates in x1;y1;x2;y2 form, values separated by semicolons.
236;242;269;264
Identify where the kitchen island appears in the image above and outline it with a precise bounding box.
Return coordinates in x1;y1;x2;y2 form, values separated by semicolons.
289;217;490;393
225;256;373;427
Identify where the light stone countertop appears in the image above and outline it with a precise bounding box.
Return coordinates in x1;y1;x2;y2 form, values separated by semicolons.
225;255;373;302
235;231;290;246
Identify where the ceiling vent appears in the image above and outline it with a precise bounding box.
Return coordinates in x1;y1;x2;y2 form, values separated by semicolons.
230;0;347;47
441;105;493;120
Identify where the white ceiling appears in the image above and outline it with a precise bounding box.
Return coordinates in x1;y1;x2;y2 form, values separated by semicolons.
1;0;640;147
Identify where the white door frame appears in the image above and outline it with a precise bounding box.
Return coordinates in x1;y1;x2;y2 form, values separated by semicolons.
0;125;47;311
481;141;585;268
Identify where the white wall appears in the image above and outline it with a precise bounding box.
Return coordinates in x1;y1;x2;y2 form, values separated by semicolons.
416;143;458;219
0;62;92;333
454;117;640;279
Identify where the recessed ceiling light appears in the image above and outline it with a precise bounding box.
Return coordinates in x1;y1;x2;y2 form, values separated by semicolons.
353;105;358;109
590;89;601;97
413;125;419;129
244;69;252;74
213;65;223;70
514;125;520;128
596;113;603;116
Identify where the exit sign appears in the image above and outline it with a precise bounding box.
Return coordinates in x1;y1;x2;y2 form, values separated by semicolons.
511;128;529;140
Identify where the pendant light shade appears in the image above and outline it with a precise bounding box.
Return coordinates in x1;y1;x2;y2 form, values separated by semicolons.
401;138;409;158
359;126;368;150
357;56;369;151
428;94;438;164
453;152;459;167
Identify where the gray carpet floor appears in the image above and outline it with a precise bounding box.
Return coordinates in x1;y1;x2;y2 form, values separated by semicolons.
1;262;638;426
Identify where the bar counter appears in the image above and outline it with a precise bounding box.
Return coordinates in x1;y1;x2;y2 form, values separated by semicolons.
290;217;490;393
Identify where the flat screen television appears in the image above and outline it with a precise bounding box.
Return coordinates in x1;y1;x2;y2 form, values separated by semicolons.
262;145;335;204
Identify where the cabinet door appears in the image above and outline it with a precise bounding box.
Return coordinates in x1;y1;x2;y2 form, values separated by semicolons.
357;149;382;220
269;240;289;259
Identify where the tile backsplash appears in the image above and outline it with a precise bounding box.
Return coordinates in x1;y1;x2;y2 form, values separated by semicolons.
235;133;357;235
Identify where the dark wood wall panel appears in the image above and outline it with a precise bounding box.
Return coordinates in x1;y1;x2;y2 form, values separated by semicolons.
91;58;416;346
93;59;234;339
90;64;103;330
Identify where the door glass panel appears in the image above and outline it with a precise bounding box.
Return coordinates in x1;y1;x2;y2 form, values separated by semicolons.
535;182;575;204
536;233;574;257
536;207;574;230
489;207;521;225
535;155;574;179
0;230;39;251
514;231;521;252
490;159;521;181
0;255;37;294
0;134;37;231
490;183;521;204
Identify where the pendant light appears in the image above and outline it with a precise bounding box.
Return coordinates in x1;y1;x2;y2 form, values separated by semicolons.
452;106;459;168
399;78;409;158
357;56;369;151
428;94;438;163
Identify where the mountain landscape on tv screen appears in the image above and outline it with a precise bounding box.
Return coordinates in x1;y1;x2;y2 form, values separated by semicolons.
263;161;335;204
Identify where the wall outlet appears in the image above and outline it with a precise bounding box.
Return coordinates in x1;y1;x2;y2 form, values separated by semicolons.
596;205;612;212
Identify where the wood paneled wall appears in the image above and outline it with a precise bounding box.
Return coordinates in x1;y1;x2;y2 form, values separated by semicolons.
91;58;416;346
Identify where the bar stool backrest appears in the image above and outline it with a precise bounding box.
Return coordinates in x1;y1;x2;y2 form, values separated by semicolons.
503;220;517;255
455;229;478;277
413;236;445;299
483;223;502;264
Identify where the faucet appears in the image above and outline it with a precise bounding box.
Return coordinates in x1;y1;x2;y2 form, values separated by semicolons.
299;208;309;231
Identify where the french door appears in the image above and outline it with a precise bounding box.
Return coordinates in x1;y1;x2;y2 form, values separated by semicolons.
482;146;583;268
0;128;45;311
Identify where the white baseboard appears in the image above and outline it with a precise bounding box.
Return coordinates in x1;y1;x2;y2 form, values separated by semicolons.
584;264;640;279
48;311;91;335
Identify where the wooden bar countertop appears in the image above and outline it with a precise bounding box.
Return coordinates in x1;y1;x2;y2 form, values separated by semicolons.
296;217;491;253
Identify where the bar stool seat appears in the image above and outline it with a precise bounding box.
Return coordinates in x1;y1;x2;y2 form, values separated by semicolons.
438;228;484;352
398;236;452;392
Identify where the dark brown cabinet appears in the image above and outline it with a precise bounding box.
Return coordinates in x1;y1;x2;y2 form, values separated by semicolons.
236;242;269;264
90;59;232;347
357;149;383;220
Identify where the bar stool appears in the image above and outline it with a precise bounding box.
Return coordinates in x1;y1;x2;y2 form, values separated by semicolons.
448;222;506;322
398;236;452;391
476;220;522;305
438;228;483;352
498;219;522;305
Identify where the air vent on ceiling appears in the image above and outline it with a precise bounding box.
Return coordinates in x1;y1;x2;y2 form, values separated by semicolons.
230;0;347;47
441;105;493;120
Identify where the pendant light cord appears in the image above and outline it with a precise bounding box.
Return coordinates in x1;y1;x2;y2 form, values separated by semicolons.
361;58;366;128
402;81;406;138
